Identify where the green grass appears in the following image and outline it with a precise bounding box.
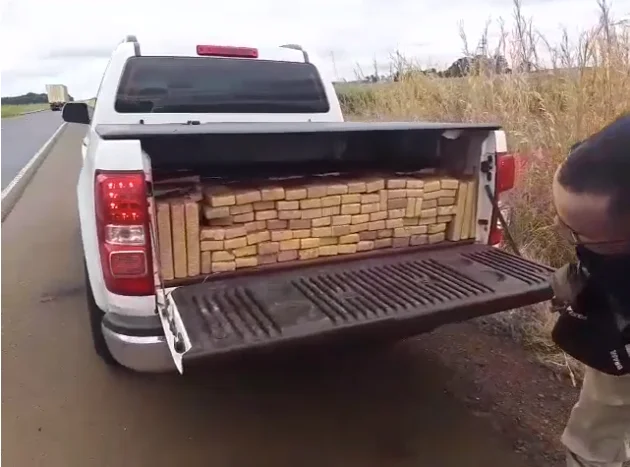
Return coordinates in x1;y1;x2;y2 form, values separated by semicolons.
1;103;49;118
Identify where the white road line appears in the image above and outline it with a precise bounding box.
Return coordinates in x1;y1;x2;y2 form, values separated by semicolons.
1;122;68;221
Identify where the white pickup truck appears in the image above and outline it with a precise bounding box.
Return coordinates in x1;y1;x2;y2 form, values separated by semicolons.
62;36;553;374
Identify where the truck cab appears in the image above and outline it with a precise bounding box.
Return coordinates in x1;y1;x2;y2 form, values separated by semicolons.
62;36;553;374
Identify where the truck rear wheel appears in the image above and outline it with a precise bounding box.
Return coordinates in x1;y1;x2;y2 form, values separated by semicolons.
84;264;119;366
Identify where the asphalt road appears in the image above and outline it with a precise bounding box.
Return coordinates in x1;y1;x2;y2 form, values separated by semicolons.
2;124;531;467
1;110;62;190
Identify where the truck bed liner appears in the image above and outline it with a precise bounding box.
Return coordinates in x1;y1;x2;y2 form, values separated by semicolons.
171;244;553;363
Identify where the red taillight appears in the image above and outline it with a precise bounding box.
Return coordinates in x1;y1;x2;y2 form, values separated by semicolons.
95;172;153;296
489;152;516;246
196;45;258;58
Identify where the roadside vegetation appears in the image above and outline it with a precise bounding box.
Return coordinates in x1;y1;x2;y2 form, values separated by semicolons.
1;103;49;118
337;0;630;380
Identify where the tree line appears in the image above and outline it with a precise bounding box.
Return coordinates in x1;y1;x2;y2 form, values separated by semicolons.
1;92;75;105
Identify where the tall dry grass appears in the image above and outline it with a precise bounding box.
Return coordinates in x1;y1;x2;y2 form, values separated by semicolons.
338;0;630;379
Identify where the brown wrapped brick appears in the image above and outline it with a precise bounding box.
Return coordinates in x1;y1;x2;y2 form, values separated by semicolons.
341;204;361;215
224;236;248;250
424;180;441;193
200;240;223;251
299;248;320;260
233;245;257;257
261;187;285;201
347;181;367;194
351;214;370;225
405;198;416;217
370;211;387;221
289;219;311;229
204;206;230;220
235;190;261;205
233;212;254;223
321;195;341;207
170;202;188;279
388;189;407;199
156;202;174;281
339;233;360;244
393;237;410;248
258;254;278;265
341;194;361;204
212;261;236;272
388;209;405;219
387;198;407;210
212;251;234;262
409;225;428;235
208;193;236;207
379;190;389;207
201;251;211;274
327;184;349;196
300;198;322;209
255;210;278;221
224;226;247;240
361;203;380;214
429;232;446;244
253;200;275;211
350;222;369;233
403;218;420;226
387;179;406;189
359;231;377;241
247;230;271;245
422;199;437;209
278;250;298;262
361;194;380;204
285;187;307;201
301;238;320;249
322;206;341;216
292;229;310;239
302;208;323;219
236;257;258;268
460;181;476;240
441;179;459;190
410;234;428;246
407;189;423;199
320;237;338;246
230;204;254;215
339;244;358;254
374;238;393;249
244;220;266;233
421;208;437;218
278;210;301;220
277;200;299;211
438;205;455;216
332;225;351;236
314;216;333;227
267;219;288;230
185;201;200;277
208;217;234;227
312;226;333;237
368;220;385;231
319;245;339;256
271;230;293;242
438;197;456;206
357;240;374;251
258;242;280;255
200;227;225;241
407;179;424;189
307;184;328;199
365;179;385;193
393;227;411;237
377;229;393;238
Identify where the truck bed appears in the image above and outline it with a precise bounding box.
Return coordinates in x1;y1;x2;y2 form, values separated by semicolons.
171;243;553;364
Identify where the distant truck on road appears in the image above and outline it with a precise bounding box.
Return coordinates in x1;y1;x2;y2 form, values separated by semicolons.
45;84;69;111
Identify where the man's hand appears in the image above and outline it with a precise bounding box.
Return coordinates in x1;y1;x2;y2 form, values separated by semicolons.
550;263;588;312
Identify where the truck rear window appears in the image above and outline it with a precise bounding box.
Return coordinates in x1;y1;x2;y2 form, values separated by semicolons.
115;57;330;114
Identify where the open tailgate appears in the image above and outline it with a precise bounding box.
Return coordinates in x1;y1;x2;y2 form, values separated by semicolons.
160;244;553;372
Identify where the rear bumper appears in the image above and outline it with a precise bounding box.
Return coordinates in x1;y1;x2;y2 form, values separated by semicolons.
101;313;175;373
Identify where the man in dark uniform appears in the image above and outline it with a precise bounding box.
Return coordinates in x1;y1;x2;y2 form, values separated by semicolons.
549;114;630;467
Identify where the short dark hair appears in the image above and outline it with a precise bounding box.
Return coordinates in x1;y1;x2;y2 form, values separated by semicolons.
557;114;630;220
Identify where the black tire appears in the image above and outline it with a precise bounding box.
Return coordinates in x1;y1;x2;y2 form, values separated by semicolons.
84;264;119;366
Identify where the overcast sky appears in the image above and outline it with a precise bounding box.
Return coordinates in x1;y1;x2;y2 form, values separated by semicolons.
1;0;628;100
